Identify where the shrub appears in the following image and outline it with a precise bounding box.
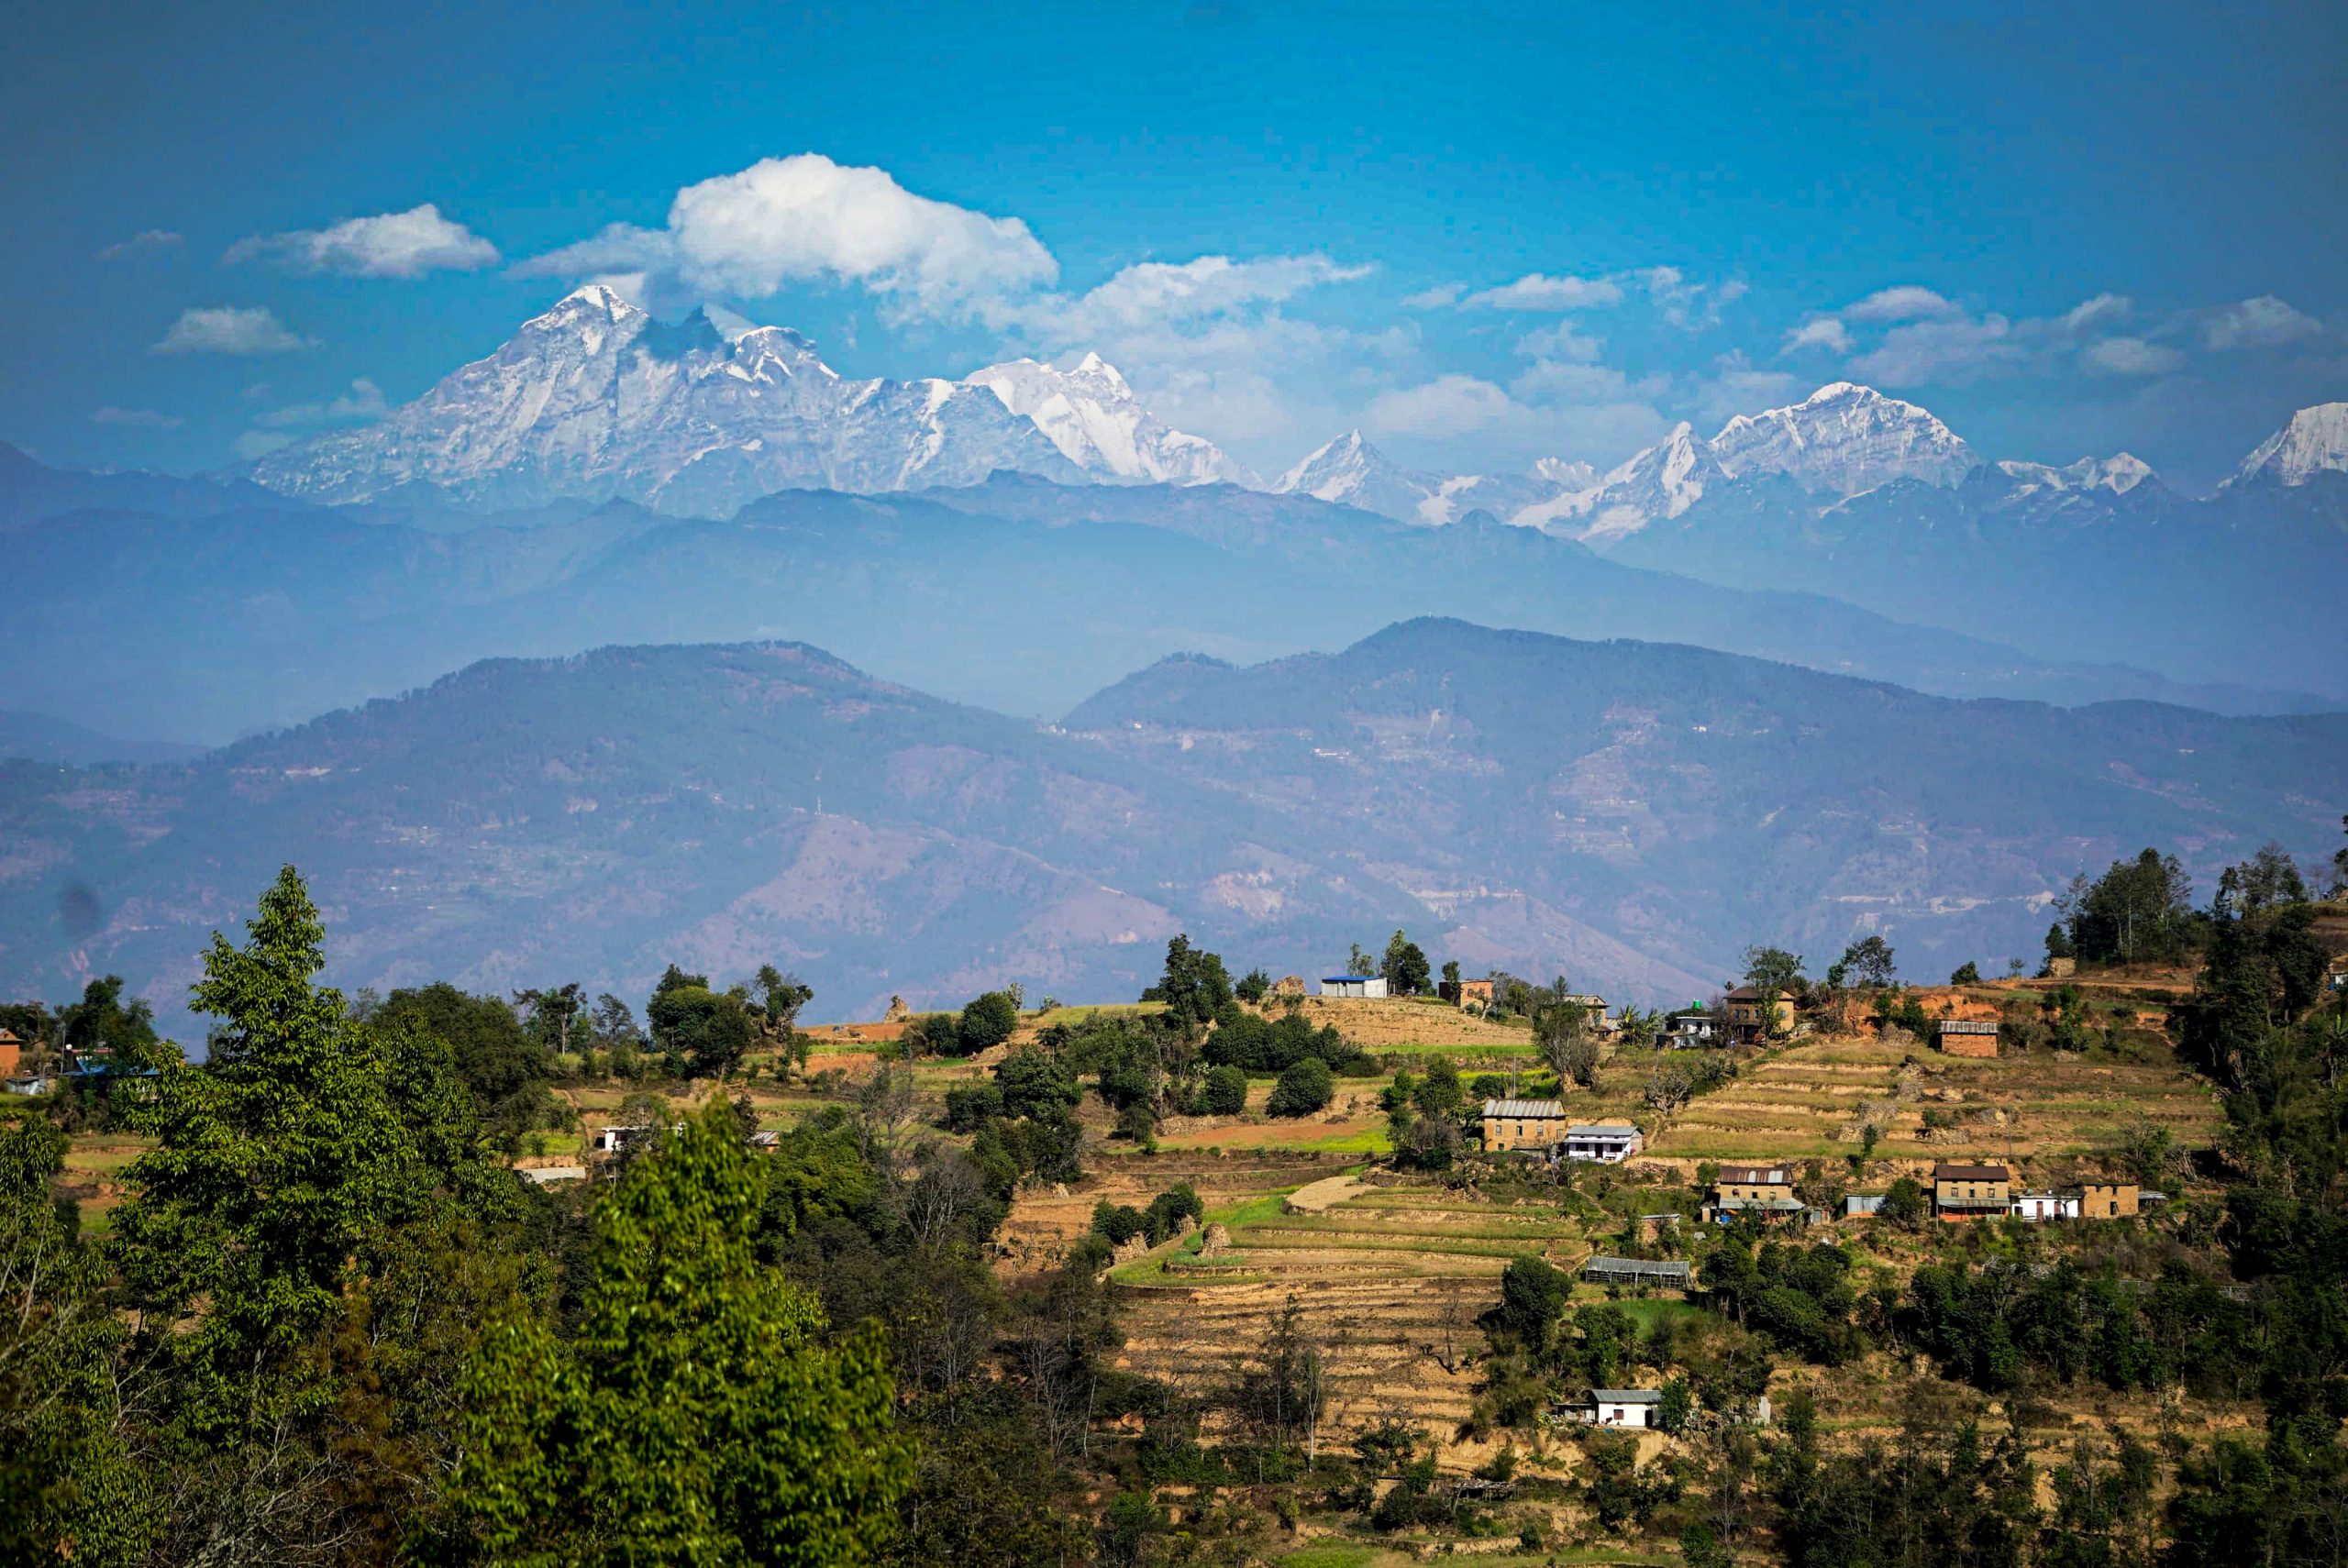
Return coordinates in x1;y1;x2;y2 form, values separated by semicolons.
1265;1057;1334;1118
957;990;1020;1054
1202;1063;1249;1116
941;1082;1003;1132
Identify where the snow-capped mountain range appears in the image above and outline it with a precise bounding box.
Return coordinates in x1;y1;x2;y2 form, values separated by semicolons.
247;286;2345;532
249;285;1250;513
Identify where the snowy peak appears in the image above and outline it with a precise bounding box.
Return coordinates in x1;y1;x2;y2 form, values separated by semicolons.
249;290;1084;513
1269;430;1442;520
962;354;1246;486
2228;403;2348;489
1710;381;1975;496
1995;453;2157;497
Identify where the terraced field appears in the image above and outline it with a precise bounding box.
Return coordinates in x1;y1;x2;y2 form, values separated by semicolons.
1647;1036;2222;1165
1108;1176;1600;1440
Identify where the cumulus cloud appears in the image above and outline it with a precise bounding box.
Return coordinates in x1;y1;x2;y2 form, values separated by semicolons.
1781;316;1853;355
1022;254;1368;338
227;204;498;278
1367;375;1521;436
2200;294;2321;350
151;306;315;356
1509;359;1635;403
96;229;183;260
1459;272;1623;311
2080;336;2185;377
1844;285;1960;323
90;405;183;428
254;377;393;428
1845;313;2020;386
1635;267;1744;330
1401;283;1464;309
521;154;1057;321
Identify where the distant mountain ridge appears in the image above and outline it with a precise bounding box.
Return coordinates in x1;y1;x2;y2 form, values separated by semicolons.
4;624;2340;1043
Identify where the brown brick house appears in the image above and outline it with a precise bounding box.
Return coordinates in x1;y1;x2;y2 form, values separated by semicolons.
1481;1098;1570;1153
1935;1019;2000;1058
1933;1161;2012;1220
2076;1181;2140;1219
1706;1163;1805;1223
1723;987;1795;1044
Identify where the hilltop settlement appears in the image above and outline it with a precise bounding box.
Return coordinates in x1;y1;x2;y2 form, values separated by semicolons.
3;829;2346;1566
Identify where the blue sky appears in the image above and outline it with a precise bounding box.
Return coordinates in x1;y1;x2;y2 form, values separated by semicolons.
6;0;2343;490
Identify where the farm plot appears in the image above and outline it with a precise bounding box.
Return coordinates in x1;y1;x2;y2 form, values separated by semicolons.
1111;1176;1589;1440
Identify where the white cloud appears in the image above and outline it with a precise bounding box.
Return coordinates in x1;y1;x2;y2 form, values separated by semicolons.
522;153;1057;321
90;405;183;428
1401;283;1463;309
1510;359;1634;403
1024;254;1368;338
1693;352;1800;422
1635;266;1743;330
233;430;295;459
1459;272;1624;311
1514;320;1604;363
1844;313;2020;386
2200;294;2321;350
227;204;498;278
2059;293;2132;334
151;306;315;356
1367;375;1520;436
1781;316;1853;355
255;377;393;428
2080;337;2184;377
96;229;183;260
1844;285;1960;324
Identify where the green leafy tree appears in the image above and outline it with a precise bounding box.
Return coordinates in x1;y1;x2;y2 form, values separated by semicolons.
1202;1063;1249;1116
452;1100;912;1563
1497;1255;1567;1352
957;990;1020;1054
1742;945;1806;998
1836;935;1896;989
994;1044;1081;1121
1534;987;1599;1089
1381;930;1433;996
1142;935;1233;1038
1881;1175;1930;1229
2213;843;2309;920
1951;961;1983;985
1234;967;1271;1004
1266;1056;1334;1118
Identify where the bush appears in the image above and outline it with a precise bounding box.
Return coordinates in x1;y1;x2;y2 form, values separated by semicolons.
995;1045;1080;1121
1497;1255;1567;1350
941;1082;1003;1132
1265;1056;1334;1118
1202;1063;1249;1116
1091;1201;1147;1245
1235;967;1271;1004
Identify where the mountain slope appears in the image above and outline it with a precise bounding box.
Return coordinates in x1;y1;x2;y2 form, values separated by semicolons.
1065;617;2348;992
2227;402;2348;489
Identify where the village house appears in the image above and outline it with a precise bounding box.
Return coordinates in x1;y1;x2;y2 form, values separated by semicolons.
0;1029;22;1078
1480;1098;1570;1153
1932;1161;2012;1220
1455;977;1494;1010
1843;1193;1885;1218
1576;1388;1667;1428
1722;987;1795;1044
2076;1180;2141;1219
1581;1255;1693;1289
1706;1163;1806;1224
2010;1191;2078;1221
1562;994;1611;1030
1935;1019;2000;1057
1319;974;1388;999
1565;1121;1644;1163
1660;1009;1721;1048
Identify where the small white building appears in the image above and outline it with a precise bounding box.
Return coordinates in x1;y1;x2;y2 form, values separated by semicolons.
1565;1122;1644;1163
2010;1192;2081;1221
1589;1388;1666;1428
1319;975;1389;999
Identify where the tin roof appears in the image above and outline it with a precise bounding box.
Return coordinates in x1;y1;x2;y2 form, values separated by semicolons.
1936;1020;1999;1034
1482;1099;1568;1119
1932;1162;2010;1181
1591;1388;1666;1403
1716;1165;1791;1185
1568;1122;1641;1137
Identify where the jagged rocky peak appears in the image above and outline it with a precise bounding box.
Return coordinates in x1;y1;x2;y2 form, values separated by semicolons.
1709;381;1976;495
2228;402;2348;489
